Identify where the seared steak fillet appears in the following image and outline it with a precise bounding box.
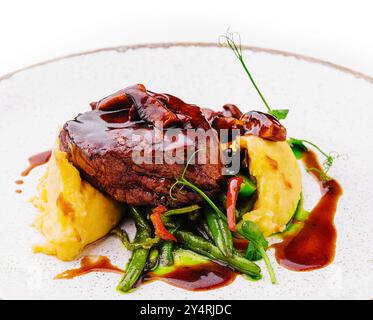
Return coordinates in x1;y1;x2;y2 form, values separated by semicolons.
59;85;223;207
59;84;286;207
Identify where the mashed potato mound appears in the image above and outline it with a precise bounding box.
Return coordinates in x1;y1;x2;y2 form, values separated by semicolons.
240;136;302;236
32;149;123;261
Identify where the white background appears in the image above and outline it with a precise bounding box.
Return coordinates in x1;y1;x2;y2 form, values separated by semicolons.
0;0;372;77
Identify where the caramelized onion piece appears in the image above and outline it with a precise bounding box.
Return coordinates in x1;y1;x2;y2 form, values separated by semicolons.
91;89;132;111
200;108;222;124
175;113;192;124
152;93;211;130
124;84;180;128
90;85;285;143
240;111;287;141
212;116;244;132
222;104;243;119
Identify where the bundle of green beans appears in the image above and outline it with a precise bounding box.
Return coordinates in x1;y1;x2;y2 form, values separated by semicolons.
114;174;266;293
116;206;153;293
115;205;200;293
175;230;261;278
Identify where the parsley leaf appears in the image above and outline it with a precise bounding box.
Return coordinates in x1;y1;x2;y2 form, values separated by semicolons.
269;109;289;120
245;241;262;261
239;221;277;284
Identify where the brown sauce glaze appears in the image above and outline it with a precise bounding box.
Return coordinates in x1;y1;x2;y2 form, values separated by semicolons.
274;150;342;271
151;92;212;130
100;109;130;124
124;85;181;128
240;111;287;141
21;150;52;177
15;180;24;185
15;189;22;194
63;108;201;158
144;262;237;291
233;237;250;251
54;256;123;279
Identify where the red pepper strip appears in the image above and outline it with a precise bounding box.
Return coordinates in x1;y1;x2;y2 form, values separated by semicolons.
150;206;177;242
226;177;244;232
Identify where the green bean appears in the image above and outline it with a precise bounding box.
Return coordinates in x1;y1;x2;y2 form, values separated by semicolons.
146;248;159;271
164;205;200;216
117;206;151;293
199;219;214;240
112;229;159;250
131;206;152;233
203;206;233;257
160;214;183;229
159;241;174;267
159;224;180;267
194;220;214;242
175;230;261;278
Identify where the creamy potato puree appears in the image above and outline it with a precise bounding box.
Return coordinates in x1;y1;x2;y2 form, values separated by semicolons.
240;136;302;236
32;149;123;261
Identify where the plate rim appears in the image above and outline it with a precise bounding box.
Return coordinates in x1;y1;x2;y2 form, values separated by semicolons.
1;42;372;85
1;42;372;300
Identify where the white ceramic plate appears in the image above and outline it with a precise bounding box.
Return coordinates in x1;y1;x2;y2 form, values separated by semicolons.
0;44;372;300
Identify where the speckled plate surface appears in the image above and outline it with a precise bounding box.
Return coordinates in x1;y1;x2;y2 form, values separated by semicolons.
0;43;372;300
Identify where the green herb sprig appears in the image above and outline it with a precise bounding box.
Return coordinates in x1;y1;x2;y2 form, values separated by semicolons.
170;150;227;221
239;220;277;284
219;29;289;120
220;29;342;178
288;138;341;181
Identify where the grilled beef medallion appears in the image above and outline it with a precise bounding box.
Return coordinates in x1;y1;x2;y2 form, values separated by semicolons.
59;84;223;207
59;84;286;207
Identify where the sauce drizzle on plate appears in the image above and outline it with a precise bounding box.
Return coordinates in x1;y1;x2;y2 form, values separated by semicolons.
274;150;342;271
21;150;52;177
50;152;342;289
55;256;123;279
144;262;237;291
